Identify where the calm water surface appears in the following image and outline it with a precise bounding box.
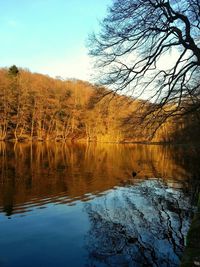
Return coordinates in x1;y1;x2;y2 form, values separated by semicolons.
0;142;199;267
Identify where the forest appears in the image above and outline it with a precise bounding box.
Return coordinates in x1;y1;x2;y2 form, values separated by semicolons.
0;1;200;267
0;65;199;143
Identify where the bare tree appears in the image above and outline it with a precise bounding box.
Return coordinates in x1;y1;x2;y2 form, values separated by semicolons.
89;0;200;133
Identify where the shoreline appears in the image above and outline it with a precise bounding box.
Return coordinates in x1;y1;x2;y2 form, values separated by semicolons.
1;138;200;146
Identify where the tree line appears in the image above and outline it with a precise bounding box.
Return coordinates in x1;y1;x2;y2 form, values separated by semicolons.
0;66;199;143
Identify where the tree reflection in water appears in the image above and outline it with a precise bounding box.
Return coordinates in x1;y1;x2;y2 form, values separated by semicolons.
85;180;193;267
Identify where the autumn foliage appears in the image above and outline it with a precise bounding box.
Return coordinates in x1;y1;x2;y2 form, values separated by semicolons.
0;67;199;143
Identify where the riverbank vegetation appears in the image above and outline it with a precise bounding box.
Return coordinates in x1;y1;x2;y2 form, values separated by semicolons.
0;66;200;143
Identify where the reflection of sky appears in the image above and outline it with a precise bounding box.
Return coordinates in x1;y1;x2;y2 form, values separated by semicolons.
0;179;194;267
85;180;193;267
0;202;90;267
0;0;111;80
0;142;197;266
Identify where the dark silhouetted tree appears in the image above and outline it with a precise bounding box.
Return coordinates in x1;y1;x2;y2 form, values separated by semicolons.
89;0;200;133
8;65;19;76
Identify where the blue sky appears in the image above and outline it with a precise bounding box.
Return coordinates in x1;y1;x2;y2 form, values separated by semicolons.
0;0;111;80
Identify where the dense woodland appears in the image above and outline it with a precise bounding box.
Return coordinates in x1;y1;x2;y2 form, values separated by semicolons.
0;66;199;143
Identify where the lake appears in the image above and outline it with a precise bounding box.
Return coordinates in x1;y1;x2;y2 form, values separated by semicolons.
0;142;199;267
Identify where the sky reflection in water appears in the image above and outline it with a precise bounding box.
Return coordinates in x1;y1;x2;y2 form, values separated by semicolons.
0;142;199;267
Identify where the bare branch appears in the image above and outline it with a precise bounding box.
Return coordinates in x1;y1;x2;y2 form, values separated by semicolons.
89;0;200;136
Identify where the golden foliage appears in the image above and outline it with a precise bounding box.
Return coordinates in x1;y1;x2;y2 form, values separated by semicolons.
0;67;199;143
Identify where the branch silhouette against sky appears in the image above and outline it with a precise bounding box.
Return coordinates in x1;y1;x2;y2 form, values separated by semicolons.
89;0;200;129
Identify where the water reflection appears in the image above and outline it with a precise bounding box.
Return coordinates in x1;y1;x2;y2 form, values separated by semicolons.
0;142;199;267
0;142;198;216
85;180;191;267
